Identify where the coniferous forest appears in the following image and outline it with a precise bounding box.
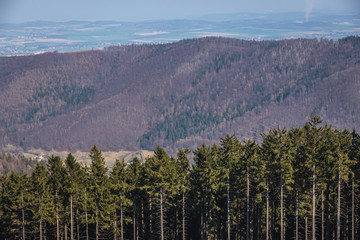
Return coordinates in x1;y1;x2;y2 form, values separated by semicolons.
1;116;360;240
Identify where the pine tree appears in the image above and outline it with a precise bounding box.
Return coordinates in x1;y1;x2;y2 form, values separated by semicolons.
176;148;190;240
289;126;307;240
88;145;110;240
261;127;294;240
301;115;324;240
241;140;265;240
47;155;67;240
1;172;30;239
31;163;55;240
349;130;360;240
144;146;177;240
332;129;354;240
64;153;84;240
219;135;238;240
191;143;221;239
127;156;143;240
110;158;129;240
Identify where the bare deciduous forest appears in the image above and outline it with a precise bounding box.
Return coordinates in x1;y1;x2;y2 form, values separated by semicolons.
0;37;359;153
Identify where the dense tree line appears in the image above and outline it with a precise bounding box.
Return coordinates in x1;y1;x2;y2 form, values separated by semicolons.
0;116;359;240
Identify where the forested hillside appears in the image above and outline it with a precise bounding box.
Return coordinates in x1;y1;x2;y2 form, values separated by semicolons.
0;37;359;153
0;153;38;175
0;117;359;240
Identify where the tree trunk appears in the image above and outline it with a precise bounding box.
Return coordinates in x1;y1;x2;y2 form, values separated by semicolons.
182;191;186;240
133;203;136;240
149;195;152;238
280;173;284;240
227;176;230;240
141;199;145;239
44;223;46;240
57;191;59;240
236;201;239;240
176;211;179;240
305;216;308;240
247;169;250;240
96;206;99;240
284;209;286;239
85;190;89;240
114;203;117;240
22;192;25;240
201;204;204;240
296;190;298;240
40;220;43;240
266;179;269;240
160;187;164;240
136;214;139;240
65;224;68;240
257;204;260;240
312;163;316;240
322;191;324;240
121;197;124;240
70;194;74;240
352;178;355;240
85;208;89;240
77;208;80;240
337;168;341;240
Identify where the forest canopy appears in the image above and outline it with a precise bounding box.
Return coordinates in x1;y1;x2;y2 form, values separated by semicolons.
0;116;359;240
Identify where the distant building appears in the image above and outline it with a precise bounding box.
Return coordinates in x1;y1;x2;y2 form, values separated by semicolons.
34;154;44;161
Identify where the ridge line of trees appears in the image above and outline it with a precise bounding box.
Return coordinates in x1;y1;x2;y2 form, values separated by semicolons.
0;116;359;240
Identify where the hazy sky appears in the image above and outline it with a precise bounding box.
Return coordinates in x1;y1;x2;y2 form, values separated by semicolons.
1;0;359;23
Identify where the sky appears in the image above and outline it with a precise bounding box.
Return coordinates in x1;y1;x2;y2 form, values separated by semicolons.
1;0;359;24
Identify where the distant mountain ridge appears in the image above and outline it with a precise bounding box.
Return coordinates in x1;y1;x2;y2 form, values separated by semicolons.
0;37;359;153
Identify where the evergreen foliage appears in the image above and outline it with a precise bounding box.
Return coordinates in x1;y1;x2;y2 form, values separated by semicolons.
0;117;359;239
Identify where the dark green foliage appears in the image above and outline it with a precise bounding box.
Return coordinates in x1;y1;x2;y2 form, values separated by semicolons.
24;82;95;123
265;41;280;51
339;36;360;46
1;116;360;239
138;111;221;148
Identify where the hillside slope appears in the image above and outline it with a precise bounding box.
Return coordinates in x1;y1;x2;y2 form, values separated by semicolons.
0;37;359;153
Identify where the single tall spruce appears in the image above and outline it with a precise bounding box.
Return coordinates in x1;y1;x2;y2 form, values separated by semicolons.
48;155;66;240
262;127;294;240
32;163;54;240
220;135;237;240
303;115;323;240
89;145;110;240
65;153;83;240
110;158;128;240
176;148;190;240
349;130;360;240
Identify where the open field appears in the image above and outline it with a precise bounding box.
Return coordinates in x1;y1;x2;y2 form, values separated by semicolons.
2;144;154;169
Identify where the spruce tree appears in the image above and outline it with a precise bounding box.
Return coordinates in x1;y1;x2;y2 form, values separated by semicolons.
219;134;238;240
88;145;110;240
349;130;360;240
110;158;129;240
31;163;55;240
261;127;294;240
64;153;83;240
301;115;324;240
176;148;190;240
47;155;67;240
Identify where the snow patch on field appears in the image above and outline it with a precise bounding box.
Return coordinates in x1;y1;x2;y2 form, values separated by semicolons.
135;31;169;36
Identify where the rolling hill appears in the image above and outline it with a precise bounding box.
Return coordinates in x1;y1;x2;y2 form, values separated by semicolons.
0;37;359;154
